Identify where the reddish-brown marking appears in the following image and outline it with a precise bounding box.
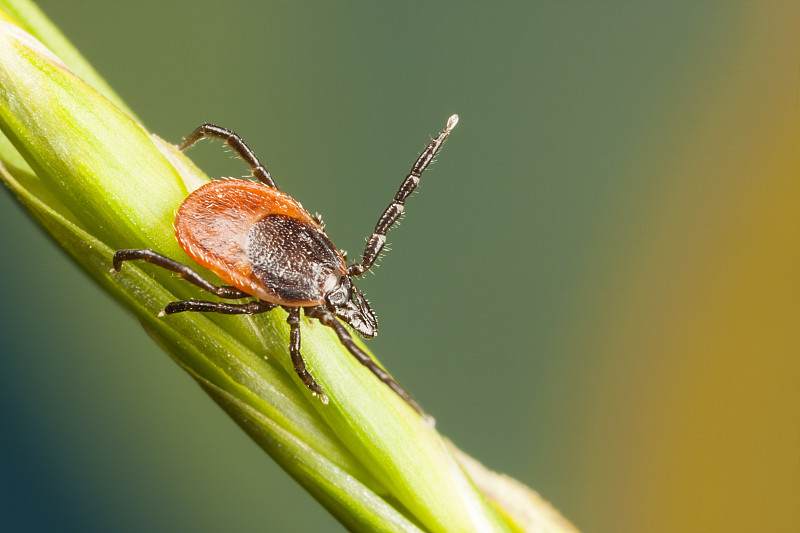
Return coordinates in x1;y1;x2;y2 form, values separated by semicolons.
174;179;322;302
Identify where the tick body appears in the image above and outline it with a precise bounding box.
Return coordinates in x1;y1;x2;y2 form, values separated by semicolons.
175;180;344;306
111;114;458;416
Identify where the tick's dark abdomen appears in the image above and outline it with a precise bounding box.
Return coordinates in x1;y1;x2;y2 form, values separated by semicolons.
248;214;342;304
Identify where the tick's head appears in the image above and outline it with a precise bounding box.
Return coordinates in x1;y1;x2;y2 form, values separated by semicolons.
325;274;378;338
323;273;351;308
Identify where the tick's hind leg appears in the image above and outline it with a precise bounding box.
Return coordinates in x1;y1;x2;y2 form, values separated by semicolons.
308;307;425;416
111;249;250;299
161;299;276;316
286;308;328;403
179;123;277;189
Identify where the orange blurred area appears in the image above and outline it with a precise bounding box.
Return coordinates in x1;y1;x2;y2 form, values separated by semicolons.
569;5;800;531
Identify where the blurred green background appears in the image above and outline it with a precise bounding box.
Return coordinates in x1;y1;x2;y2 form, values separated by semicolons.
1;1;797;532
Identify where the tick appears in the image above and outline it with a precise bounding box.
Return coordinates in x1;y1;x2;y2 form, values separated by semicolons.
111;114;458;415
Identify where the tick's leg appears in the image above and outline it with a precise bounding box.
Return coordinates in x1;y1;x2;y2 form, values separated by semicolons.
348;114;458;277
111;249;250;299
286;307;328;402
308;307;425;416
161;299;276;316
178;123;277;189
